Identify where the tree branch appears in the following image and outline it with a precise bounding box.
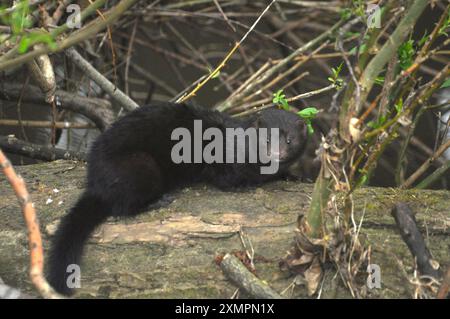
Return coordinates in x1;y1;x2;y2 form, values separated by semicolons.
1;83;114;131
0;135;86;161
0;150;63;299
0;0;139;72
359;0;429;106
220;253;282;299
65;47;139;111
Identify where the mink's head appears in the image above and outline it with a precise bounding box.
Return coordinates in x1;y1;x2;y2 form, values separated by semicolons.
254;108;308;166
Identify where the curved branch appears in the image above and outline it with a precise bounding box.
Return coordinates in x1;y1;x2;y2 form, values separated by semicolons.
359;0;429;104
1;83;114;131
0;149;63;299
220;253;282;299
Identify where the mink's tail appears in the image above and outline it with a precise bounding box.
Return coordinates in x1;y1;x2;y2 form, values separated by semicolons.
47;192;109;296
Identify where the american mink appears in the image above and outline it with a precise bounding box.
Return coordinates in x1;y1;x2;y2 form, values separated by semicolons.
47;102;307;295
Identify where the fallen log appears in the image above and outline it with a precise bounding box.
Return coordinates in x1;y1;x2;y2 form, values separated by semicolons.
0;160;449;298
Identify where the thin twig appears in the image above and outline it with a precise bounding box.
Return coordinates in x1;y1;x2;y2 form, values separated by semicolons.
0;119;95;129
176;0;277;103
65;47;139;111
233;84;335;117
0;135;86;161
0;149;63;299
400;139;450;189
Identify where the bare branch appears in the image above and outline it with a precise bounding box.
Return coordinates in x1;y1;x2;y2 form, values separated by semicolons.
65;47;139;112
0;150;63;299
0;135;86;161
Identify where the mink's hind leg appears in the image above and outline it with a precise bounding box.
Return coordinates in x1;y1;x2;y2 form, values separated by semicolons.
204;164;260;192
100;153;165;218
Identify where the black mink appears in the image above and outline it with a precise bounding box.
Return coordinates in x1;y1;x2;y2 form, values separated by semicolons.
47;102;307;295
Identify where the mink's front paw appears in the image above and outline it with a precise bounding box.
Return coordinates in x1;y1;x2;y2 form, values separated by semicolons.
146;193;176;210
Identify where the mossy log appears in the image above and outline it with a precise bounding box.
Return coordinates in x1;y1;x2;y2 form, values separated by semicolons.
0;160;449;298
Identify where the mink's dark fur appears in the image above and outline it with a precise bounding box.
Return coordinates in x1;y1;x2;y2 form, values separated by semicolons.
47;102;307;295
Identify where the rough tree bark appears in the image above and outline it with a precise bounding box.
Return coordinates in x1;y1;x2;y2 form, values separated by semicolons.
0;160;448;298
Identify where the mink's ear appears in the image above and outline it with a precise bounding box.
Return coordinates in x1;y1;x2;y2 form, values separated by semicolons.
297;119;308;136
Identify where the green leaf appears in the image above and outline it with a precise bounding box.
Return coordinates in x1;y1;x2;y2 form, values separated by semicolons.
344;31;360;38
297;107;319;120
418;31;429;47
438;8;450;36
367;115;387;129
349;43;367;56
18;31;57;54
394;98;403;113
352;0;365;17
358;174;368;186
398;39;415;70
374;76;385;86
355;168;369;187
9;0;31;34
0;0;33;39
340;8;352;20
328;62;344;90
272;89;283;102
367;121;376;129
209;68;220;79
272;89;291;110
296;107;319;135
331;62;343;78
18;36;31;53
440;78;450;89
306;122;314;135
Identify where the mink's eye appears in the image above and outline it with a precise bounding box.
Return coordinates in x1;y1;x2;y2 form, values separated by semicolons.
286;138;291;144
